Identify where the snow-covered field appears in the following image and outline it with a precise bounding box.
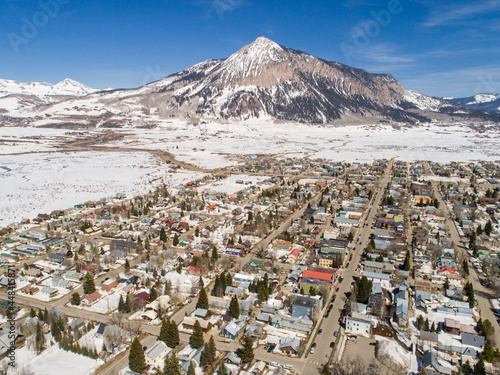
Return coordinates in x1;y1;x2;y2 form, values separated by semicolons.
2;121;499;227
0;150;199;227
105;121;500;163
198;174;273;194
4;344;99;375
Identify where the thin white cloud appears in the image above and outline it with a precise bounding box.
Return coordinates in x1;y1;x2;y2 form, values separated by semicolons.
424;0;500;27
401;65;500;97
352;43;415;64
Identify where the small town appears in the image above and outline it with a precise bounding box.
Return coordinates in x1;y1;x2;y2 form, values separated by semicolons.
1;156;500;375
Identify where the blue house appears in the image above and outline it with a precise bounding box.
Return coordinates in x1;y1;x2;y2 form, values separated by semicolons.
291;295;318;319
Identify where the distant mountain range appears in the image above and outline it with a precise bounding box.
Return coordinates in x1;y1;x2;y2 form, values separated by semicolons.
0;78;96;97
445;94;500;113
1;37;499;127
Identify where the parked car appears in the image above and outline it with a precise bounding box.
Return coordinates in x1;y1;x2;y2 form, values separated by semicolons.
270;361;279;367
347;335;357;341
330;341;335;348
283;365;293;370
318;329;323;335
310;343;317;354
334;330;338;337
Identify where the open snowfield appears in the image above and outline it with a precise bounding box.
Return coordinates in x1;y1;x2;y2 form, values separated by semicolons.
198;174;273;194
105;120;500;163
1;121;499;227
3;344;99;375
0;150;198;227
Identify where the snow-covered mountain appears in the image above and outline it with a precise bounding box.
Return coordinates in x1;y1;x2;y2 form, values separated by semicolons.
0;78;96;97
446;94;500;113
1;37;499;127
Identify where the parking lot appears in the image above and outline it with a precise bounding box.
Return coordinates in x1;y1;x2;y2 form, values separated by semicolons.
342;335;378;370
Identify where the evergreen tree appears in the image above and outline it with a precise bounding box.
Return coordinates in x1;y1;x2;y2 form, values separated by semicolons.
239;335;254;363
164;351;182;375
125;258;130;274
199;276;204;289
431;322;435;332
195;227;200;237
462;360;472;375
200;335;216;370
220;272;227;293
35;322;44;354
197;287;209;310
176;263;182;274
484;220;493;236
125;293;132;313
480;339;495;362
417;315;424;331
150;286;158;302
463;260;470;276
173;234;179;246
443;277;450;290
29;308;36;318
83;272;96;294
128;337;146;373
424;318;430;331
258;285;269;302
186;361;195;375
418;366;427;375
465;281;475;308
159;319;169;344
212;275;220;296
211;246;218;261
166;319;179;348
436;323;442;333
321;363;330;375
473;358;486;375
403;250;411;271
217;361;228;375
355;276;372;304
71;292;80;305
189;320;204;349
229;296;240;319
160;228;168;242
226;272;233;287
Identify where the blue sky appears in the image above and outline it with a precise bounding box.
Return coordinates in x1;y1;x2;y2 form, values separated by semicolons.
1;0;499;97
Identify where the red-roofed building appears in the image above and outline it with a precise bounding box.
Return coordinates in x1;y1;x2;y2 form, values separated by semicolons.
436;266;457;275
301;270;334;283
187;266;207;275
132;291;150;310
101;280;118;292
287;248;301;263
81;291;102;305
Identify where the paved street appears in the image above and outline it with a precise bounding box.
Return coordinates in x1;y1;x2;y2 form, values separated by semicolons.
303;160;393;371
426;165;500;346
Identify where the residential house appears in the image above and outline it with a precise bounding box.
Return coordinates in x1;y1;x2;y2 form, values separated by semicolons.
291;295;319;319
220;320;245;340
345;312;374;338
81;291;102;305
145;340;171;369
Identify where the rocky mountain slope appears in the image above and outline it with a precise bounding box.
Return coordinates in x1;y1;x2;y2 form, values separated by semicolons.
1;37;499;127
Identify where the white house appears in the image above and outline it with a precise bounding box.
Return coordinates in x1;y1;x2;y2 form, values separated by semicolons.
145;340;171;368
345;312;375;338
